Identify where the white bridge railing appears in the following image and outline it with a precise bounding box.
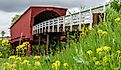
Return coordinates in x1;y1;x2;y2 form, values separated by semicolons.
33;4;109;35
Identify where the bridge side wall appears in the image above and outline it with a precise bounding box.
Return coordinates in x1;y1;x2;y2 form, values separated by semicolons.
10;9;32;43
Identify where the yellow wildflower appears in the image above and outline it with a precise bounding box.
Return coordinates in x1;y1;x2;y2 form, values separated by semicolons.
0;52;3;57
9;55;16;60
97;29;108;36
97;29;103;35
55;60;61;67
52;60;61;69
16;57;22;61
95;61;99;65
102;31;108;36
9;64;16;69
96;47;103;54
22;42;29;46
103;46;111;52
115;17;120;23
52;63;56;69
116;50;121;54
20;45;24;48
34;61;41;67
63;63;69;68
23;60;30;64
24;46;27;49
16;45;24;50
87;50;93;56
2;39;9;47
34;56;40;60
16;46;19;51
102;56;108;62
2;62;9;67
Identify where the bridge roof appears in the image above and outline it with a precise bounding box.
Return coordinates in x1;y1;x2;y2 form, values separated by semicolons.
10;6;67;29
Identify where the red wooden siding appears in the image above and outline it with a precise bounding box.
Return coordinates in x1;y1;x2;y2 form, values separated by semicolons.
10;6;67;43
10;9;32;43
31;7;67;18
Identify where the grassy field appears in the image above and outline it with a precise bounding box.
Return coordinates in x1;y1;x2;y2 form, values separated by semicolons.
0;3;121;70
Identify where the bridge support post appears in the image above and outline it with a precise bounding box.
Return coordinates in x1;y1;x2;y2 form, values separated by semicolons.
79;12;82;31
46;33;49;55
70;25;72;32
28;42;32;56
79;24;81;31
103;4;106;22
38;34;41;55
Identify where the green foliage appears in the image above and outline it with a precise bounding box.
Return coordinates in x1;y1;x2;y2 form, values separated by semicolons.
111;0;121;12
11;14;20;25
0;39;10;58
106;8;121;22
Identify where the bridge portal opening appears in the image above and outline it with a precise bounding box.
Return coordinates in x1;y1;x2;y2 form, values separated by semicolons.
33;10;61;46
34;11;60;25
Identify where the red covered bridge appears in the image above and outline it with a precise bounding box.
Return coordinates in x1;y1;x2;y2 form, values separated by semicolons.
10;6;67;55
10;4;108;55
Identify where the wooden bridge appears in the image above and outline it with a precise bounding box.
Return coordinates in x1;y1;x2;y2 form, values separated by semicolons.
33;4;109;34
32;4;109;55
10;3;110;55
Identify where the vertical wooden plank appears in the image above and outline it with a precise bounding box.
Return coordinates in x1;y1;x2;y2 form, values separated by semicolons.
46;34;49;55
103;4;106;22
79;12;81;31
38;24;40;34
63;16;65;32
70;25;72;32
37;25;38;34
36;25;38;34
32;26;34;35
34;26;35;35
45;22;46;32
70;15;73;31
52;20;54;32
48;20;50;32
90;8;93;30
42;23;43;33
57;18;59;32
19;32;23;45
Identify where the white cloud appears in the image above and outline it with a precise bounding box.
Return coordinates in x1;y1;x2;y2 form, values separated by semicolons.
0;11;21;36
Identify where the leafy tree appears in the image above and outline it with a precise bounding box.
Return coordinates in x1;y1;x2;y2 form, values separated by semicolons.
0;31;5;40
11;14;20;25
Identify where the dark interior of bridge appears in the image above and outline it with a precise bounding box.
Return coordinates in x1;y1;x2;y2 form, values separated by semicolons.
34;11;60;25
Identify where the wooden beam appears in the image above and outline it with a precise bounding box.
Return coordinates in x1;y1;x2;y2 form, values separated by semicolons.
38;34;41;55
28;42;32;56
46;34;49;55
79;12;82;31
90;8;93;30
103;5;106;22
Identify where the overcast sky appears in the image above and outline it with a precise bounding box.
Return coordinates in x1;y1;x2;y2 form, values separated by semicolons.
0;0;109;36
